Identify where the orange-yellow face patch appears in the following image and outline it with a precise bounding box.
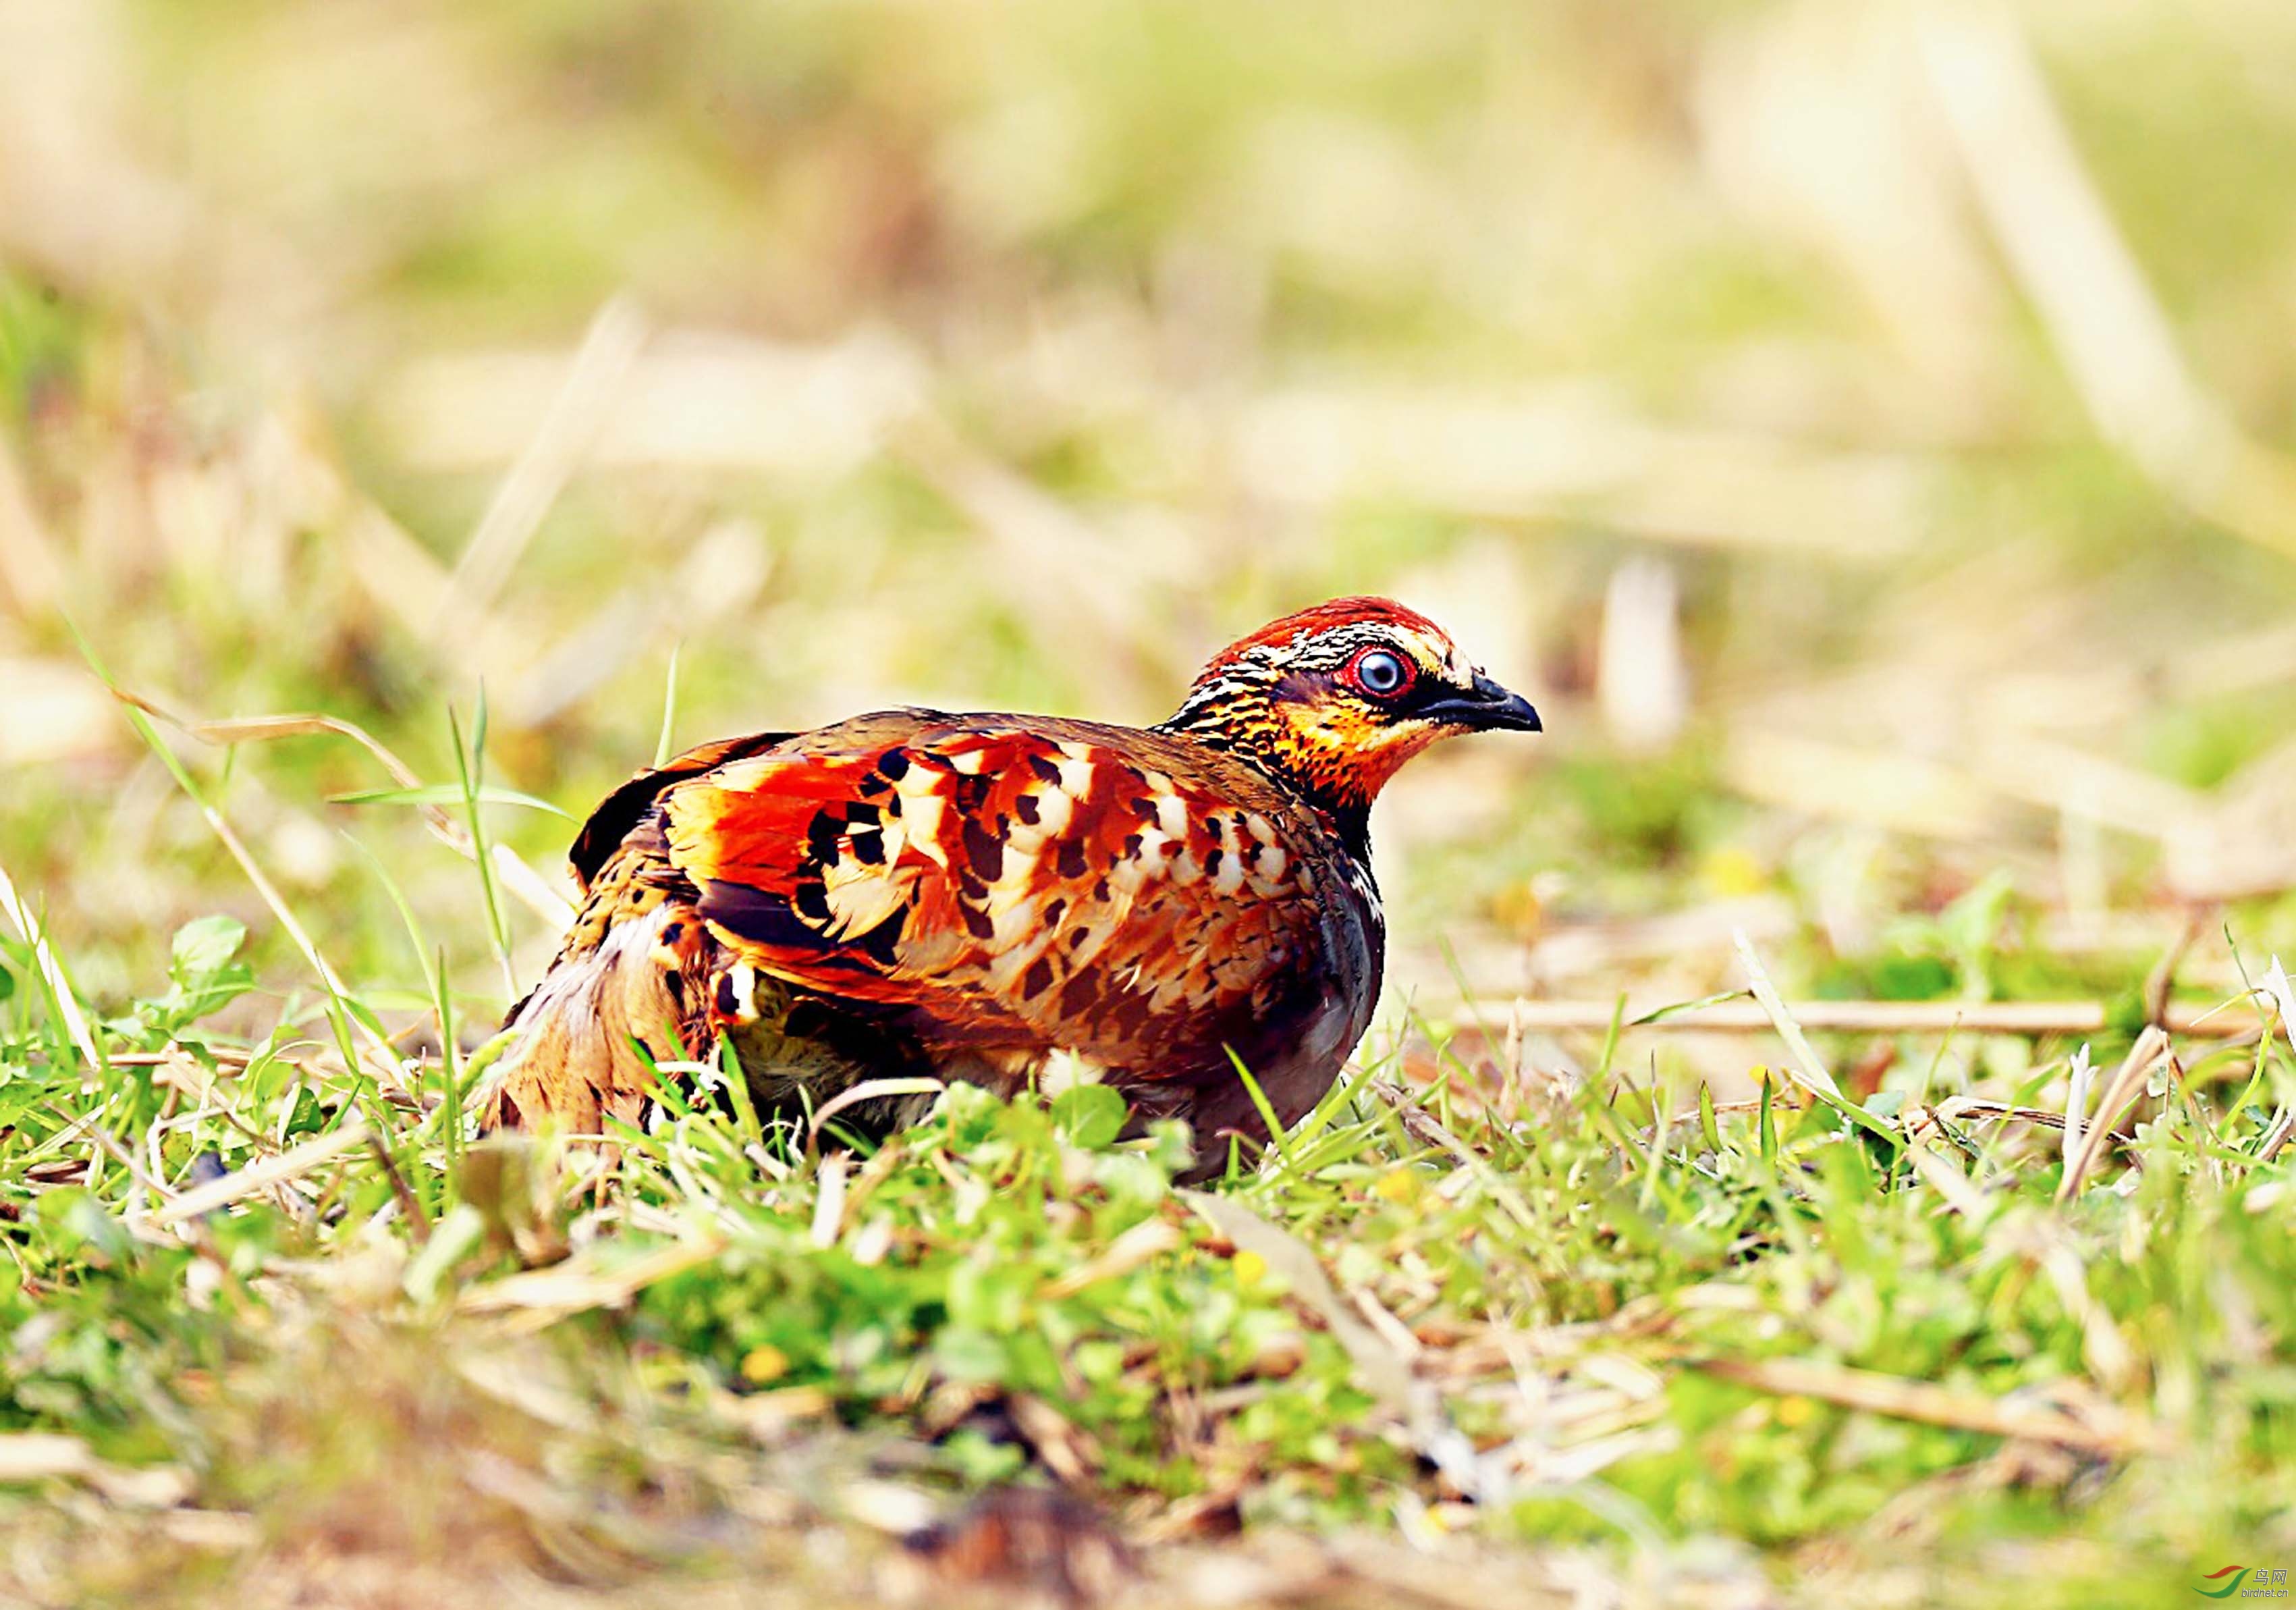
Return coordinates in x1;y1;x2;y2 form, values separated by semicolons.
1277;691;1447;803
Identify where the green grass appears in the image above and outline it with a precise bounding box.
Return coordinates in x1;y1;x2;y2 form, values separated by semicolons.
1;839;2290;1603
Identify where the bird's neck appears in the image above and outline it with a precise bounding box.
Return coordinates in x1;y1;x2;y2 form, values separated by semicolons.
1153;699;1377;865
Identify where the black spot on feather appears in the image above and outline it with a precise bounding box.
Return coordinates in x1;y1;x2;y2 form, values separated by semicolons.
807;813;844;861
962;817;1004;882
697;882;816;952
853;909;905;967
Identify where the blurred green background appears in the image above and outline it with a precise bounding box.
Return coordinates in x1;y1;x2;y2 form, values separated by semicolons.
5;0;2296;1054
5;7;2296;1604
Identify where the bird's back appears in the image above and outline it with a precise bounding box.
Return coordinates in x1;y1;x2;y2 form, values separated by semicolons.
487;707;1384;1174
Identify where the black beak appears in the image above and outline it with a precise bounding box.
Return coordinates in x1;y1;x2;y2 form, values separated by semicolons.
1416;672;1542;733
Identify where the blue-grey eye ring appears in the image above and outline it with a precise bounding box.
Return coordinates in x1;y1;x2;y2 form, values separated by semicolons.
1351;648;1411;698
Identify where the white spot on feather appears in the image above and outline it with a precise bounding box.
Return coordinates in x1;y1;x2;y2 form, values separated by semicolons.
726;962;760;1023
896;782;950;866
822;864;907;940
985;931;1055;990
1027;786;1074;836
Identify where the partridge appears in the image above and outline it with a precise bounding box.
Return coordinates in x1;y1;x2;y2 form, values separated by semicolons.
483;597;1539;1178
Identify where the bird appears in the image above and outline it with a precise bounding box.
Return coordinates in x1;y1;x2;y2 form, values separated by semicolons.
480;596;1540;1179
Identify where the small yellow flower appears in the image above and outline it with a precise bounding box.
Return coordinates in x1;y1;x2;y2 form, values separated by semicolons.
740;1344;790;1385
1372;1169;1421;1207
1775;1394;1814;1428
1700;847;1766;898
1489;882;1543;938
1232;1250;1269;1289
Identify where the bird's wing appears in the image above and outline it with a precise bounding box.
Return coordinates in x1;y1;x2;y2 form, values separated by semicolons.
567;729;797;892
655;714;1335;1063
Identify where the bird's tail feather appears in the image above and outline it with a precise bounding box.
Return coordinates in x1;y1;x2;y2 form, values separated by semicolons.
479;905;701;1135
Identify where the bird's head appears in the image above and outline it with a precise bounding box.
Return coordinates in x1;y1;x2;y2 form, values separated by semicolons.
1159;596;1540;829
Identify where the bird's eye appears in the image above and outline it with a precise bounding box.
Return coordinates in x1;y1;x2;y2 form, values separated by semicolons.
1350;648;1413;699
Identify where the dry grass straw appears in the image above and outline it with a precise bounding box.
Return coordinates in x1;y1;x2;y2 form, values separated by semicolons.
148;1119;374;1227
1181;1191;1412;1410
92;704;414;1090
1919;6;2296;560
431;294;650;650
2259;1109;2295;1167
456;1233;728;1318
806;1076;949;1151
0;850;102;1071
1693;1353;2168;1458
117;691;574;932
1465;996;2260;1038
2055;1026;2172;1202
1040;1219;1187;1301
